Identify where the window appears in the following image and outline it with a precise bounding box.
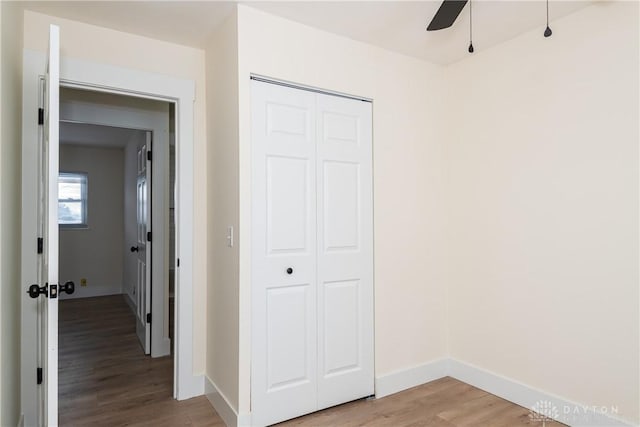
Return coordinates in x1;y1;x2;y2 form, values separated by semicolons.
58;172;88;227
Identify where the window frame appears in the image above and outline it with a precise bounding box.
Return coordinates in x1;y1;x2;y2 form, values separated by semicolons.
58;171;88;229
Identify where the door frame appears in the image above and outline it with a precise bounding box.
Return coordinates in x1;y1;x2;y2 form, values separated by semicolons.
21;50;199;426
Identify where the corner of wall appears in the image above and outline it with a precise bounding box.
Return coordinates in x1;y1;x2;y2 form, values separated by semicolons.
443;2;639;423
204;4;242;414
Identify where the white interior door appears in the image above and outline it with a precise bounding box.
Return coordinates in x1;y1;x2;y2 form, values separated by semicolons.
135;132;152;354
316;92;374;409
37;24;60;427
251;81;318;426
251;79;373;426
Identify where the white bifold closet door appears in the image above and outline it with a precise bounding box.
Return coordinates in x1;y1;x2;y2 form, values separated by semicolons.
251;79;373;426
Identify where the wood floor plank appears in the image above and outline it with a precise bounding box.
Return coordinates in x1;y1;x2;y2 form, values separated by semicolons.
59;295;219;427
60;295;562;427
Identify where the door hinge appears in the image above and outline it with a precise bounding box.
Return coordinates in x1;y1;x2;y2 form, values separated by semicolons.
38;108;44;125
147;231;152;242
37;367;43;385
37;237;43;254
146;313;152;324
147;150;152;161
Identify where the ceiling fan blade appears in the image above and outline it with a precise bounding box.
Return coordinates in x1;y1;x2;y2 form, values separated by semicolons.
426;0;469;31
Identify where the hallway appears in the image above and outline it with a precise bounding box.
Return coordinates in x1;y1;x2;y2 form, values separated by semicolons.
58;295;221;426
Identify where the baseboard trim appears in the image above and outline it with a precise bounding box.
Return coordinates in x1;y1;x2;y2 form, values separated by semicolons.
178;374;204;401
58;289;123;300
124;293;136;315
205;376;241;427
375;358;448;399
154;336;172;358
238;412;252;426
373;358;636;427
448;359;636;427
205;359;636;427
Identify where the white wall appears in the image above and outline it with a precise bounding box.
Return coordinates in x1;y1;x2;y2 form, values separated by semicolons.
205;8;241;411
0;2;23;425
445;2;639;424
23;10;208;374
59;144;124;299
235;4;450;414
12;4;639;426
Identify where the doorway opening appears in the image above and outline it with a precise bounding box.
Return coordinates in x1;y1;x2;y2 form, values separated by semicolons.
57;88;176;424
21;46;198;425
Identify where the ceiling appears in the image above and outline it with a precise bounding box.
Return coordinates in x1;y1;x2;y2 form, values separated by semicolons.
23;1;594;65
60;121;144;148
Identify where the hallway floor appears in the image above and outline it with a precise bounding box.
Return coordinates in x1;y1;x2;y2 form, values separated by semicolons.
59;295;221;426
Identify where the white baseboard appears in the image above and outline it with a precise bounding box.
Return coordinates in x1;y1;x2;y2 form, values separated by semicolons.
203;359;636;427
205;376;241;427
124;292;136;315
153;336;172;358
375;358;448;399
238;412;252;427
448;359;636;427
203;376;252;426
58;288;123;300
177;374;204;401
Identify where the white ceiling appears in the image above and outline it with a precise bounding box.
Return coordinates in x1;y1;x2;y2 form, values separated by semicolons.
247;1;594;64
60;121;144;148
23;1;594;65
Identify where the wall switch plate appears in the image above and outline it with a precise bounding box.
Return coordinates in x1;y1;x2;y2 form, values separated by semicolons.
227;226;234;248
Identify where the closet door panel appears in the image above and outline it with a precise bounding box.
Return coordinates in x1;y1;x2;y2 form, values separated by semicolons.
266;156;310;254
251;80;318;426
265;284;314;390
316;94;374;409
323;161;360;251
252;80;374;425
322;279;361;375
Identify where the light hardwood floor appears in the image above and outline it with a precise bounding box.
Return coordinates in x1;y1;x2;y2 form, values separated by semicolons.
59;295;559;426
277;376;561;427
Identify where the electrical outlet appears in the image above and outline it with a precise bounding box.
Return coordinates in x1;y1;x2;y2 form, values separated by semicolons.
80;278;87;287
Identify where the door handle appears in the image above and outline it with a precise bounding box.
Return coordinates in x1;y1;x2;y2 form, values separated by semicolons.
28;283;72;298
286;267;293;275
60;281;75;295
27;284;48;298
130;246;139;253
